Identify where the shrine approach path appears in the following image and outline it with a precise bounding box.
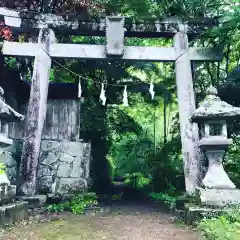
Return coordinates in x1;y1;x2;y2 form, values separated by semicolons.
0;202;198;240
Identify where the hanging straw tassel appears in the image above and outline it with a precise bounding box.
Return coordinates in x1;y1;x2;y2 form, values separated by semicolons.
123;85;129;106
100;83;107;106
149;82;155;100
78;77;82;98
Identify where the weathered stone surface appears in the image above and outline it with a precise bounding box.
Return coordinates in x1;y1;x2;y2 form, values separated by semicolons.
37;140;91;195
0;7;219;39
198;188;240;207
0;135;13;147
185;204;228;225
199;137;232;149
0;201;28;225
0;87;24;122
57;178;87;194
5;139;90;195
0;150;17;184
173;31;202;195
192;86;240;122
0;174;10;185
202;150;236;189
106;17;125;56
66;142;83;157
0;184;16;205
191;86;239;195
16;195;47;209
18;28;55;196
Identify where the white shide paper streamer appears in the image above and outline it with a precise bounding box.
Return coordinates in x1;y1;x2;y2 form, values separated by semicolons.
100;83;107;106
123;85;129;106
149;82;155;100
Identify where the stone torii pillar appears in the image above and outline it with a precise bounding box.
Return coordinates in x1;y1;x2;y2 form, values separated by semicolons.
174;29;202;195
18;28;55;196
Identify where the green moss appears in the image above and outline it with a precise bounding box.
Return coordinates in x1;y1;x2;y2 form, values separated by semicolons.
0;162;6;175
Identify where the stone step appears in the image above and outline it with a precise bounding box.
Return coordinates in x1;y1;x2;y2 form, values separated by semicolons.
184;204;228;225
16;195;47;208
0;201;28;226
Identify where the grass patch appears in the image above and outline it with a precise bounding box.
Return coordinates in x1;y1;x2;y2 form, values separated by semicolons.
148;192;177;210
46;192;98;214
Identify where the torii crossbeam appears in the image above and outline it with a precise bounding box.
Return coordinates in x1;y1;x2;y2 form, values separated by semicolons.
3;42;221;62
0;10;222;196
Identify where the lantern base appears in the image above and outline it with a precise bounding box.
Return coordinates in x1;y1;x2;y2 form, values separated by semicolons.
202;164;236;189
198;188;240;207
202;149;235;189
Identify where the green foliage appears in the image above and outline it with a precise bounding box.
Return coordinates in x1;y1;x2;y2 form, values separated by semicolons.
111;193;123;201
124;173;152;190
148;191;177;210
105;64;181;192
3;0;240;198
224;136;240;188
198;208;240;240
146;137;184;191
0;162;6;175
46;193;98;215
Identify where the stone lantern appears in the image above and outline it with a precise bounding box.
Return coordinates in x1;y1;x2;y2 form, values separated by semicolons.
0;87;24;201
191;86;240;206
0;87;28;225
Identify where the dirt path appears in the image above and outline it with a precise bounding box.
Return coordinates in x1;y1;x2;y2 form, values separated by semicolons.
0;203;198;240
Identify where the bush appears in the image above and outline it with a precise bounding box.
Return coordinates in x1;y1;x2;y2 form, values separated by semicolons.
148;191;177;210
124;172;151;190
198;208;240;240
145;137;185;192
46;192;98;214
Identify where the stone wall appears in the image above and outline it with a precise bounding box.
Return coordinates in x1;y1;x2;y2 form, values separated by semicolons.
0;139;91;195
8;100;81;141
37;140;91;195
0;146;18;185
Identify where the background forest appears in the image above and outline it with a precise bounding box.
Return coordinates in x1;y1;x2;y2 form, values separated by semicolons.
0;0;240;195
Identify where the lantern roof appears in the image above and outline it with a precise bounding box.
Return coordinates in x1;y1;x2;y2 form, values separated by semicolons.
191;86;240;122
0;87;24;122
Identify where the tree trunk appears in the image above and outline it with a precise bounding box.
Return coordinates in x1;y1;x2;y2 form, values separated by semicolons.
18;28;55;196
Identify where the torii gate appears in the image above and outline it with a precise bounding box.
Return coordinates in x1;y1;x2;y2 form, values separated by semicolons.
0;8;222;195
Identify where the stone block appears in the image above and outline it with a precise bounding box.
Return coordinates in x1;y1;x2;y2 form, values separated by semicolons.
16;195;47;209
47;193;75;204
37;140;91;195
41;152;58;165
0;146;18;184
198;188;240;207
65;142;82;157
41;140;61;152
0;185;16;205
56;178;87;194
59;153;74;164
0;174;10;185
56;161;71;178
0;135;13;147
7;139;91;196
0;201;28;226
185;204;228;225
